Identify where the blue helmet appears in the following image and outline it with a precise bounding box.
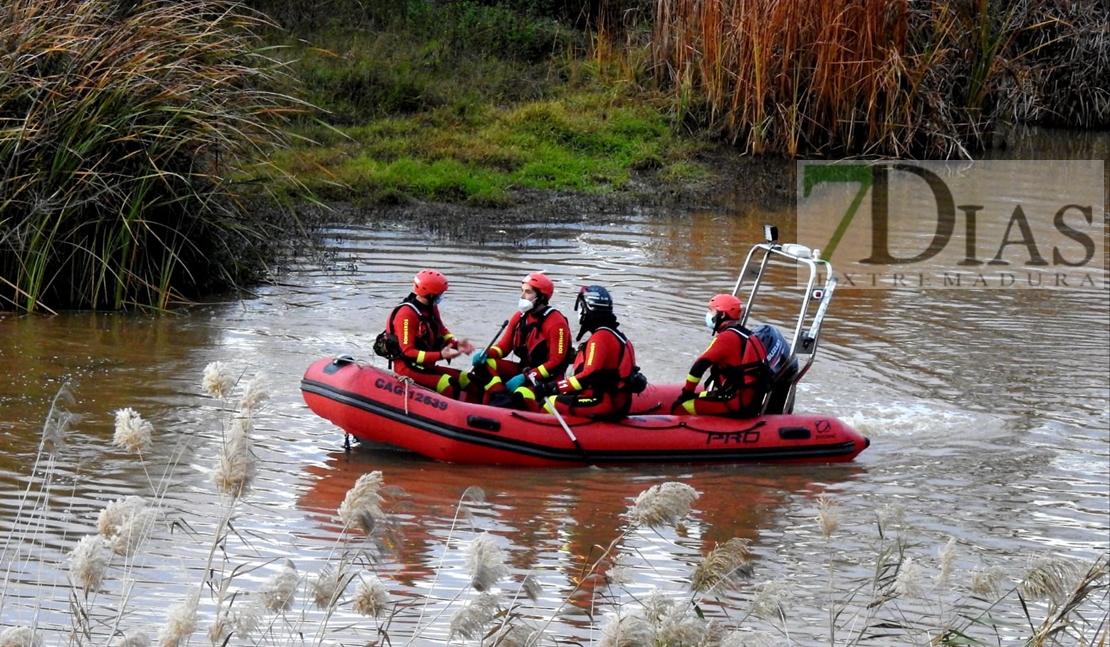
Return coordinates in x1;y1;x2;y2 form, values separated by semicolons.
575;285;612;313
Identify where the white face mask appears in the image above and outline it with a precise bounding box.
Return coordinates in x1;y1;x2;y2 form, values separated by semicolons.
518;297;535;313
704;311;717;331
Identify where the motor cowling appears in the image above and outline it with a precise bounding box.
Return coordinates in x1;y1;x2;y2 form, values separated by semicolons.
752;324;799;414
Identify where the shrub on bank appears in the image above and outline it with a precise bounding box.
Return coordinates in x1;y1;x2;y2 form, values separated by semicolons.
0;0;306;313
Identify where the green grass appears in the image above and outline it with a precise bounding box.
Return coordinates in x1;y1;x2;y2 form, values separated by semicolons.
265;84;703;206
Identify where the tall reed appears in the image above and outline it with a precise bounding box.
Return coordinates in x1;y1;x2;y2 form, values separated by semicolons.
0;0;307;313
647;0;1109;158
2;369;1106;646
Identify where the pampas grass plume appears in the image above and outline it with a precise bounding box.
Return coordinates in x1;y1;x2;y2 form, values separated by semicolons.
311;565;345;609
98;495;147;537
721;629;778;647
816;494;839;539
970;564;1008;598
447;591;500;642
521;572;543;603
259;559;300;612
936;537;957;591
41;387;79;455
113;632;152;647
466;532;509;592
894;556;924;598
629;481;700;528
337;470;386;534
202;361;236;399
70;533;112;593
158;587;200;647
605;552;634;587
486;623;542;647
113;407;153;454
239;373;270;413
213;415;257;496
0;627;43;647
751;579;791;621
1020;555;1080;603
352;575;392;618
690;537;753;594
598;613;653;647
110;506;159;558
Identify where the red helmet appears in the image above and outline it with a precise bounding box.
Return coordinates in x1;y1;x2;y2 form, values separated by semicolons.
707;293;742;320
413;270;448;297
522;272;554;300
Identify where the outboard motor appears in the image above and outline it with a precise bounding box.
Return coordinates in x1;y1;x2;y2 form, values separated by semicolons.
752;324;799;414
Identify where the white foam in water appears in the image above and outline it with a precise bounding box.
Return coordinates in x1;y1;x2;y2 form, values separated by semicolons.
798;382;996;439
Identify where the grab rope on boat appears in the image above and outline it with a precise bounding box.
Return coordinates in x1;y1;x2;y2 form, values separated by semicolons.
397;376;415;415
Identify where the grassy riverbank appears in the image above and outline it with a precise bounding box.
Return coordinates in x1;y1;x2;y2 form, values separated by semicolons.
250;0;721;208
2;0;1105;311
252;0;1109;206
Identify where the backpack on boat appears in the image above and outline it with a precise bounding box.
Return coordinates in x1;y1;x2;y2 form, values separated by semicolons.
372;329;403;361
373;303;413;362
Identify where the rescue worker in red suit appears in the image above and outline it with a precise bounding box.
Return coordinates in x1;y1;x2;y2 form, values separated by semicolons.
387;270;476;399
672;293;770;417
518;285;638;419
469;272;572;404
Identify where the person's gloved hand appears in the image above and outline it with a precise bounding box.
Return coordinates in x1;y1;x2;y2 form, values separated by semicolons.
534;380;559;398
671;390;695;413
471;350;487;367
505;373;527;392
524;369;542;385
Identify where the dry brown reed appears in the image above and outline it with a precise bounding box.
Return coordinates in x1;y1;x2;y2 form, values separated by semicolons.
689;537;754;595
647;0;1109;157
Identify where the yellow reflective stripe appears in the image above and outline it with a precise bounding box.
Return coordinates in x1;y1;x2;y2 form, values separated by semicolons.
491;346;504;359
435;374;452;394
485;358;497;370
518;388;536;402
567;376;581;390
458;372;471;389
417;350;428;364
681;400;697;414
485;376;503;392
685;374;699;386
537;365;550;378
444;333;455;342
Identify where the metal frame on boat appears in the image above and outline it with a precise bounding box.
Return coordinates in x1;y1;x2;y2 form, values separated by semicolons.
732;225;838;415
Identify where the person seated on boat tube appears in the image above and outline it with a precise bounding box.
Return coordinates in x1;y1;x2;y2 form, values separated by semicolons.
467;272;573;405
514;285;642;419
671;293;772;418
386;269;477;400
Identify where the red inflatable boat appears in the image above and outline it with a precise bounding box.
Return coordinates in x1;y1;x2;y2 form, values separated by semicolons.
301;226;870;467
301;358;868;467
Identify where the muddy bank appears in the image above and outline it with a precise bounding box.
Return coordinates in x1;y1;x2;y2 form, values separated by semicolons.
300;147;797;242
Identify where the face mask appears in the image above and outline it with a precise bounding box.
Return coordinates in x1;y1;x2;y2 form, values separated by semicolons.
518;297;535;314
434;294;445;305
704;311;717;331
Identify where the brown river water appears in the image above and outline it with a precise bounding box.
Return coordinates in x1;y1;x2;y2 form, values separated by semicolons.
1;133;1107;645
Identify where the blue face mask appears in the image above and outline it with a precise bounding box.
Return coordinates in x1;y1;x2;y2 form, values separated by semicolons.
434;294;445;305
704;311;717;331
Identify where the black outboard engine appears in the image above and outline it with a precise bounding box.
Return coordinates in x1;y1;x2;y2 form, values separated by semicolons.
752;324;799;414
